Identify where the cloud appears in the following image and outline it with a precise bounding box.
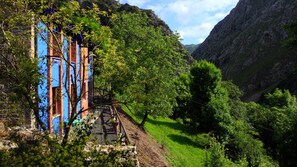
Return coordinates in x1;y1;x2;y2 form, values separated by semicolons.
157;0;238;25
121;0;239;44
198;38;205;43
178;22;216;44
179;23;215;37
212;12;230;19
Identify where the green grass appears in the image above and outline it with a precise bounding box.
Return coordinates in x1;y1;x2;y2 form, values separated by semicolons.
122;106;207;167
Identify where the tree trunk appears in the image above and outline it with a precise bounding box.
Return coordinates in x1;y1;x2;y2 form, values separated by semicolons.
61;126;70;146
140;111;149;126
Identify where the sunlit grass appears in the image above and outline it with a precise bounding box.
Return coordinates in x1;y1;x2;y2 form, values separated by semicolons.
122;106;207;167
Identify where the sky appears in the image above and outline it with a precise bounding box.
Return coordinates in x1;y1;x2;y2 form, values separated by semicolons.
120;0;239;45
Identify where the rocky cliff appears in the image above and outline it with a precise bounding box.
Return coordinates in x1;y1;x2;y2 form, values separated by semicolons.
192;0;297;100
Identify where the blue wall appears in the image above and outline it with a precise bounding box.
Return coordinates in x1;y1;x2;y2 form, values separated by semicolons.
62;37;69;122
88;56;93;82
88;56;93;104
52;116;61;134
37;22;88;133
52;58;60;87
37;22;49;130
70;63;76;85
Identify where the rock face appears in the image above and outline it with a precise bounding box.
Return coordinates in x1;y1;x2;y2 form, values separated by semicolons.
192;0;297;100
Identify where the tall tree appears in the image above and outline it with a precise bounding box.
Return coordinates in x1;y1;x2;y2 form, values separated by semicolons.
189;60;228;131
109;12;188;126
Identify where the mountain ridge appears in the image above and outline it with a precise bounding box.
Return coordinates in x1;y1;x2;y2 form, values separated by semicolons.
192;0;297;100
183;44;199;54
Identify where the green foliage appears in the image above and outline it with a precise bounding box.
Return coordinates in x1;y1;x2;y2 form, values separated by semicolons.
123;106;207;167
190;60;222;103
172;73;191;120
172;61;277;166
108;11;188;125
183;44;199;54
263;88;297;108
0;0;115;145
0;0;41;126
205;138;248;167
284;19;297;47
189;60;230;132
0;139;134;167
222;81;243;100
248;89;297;166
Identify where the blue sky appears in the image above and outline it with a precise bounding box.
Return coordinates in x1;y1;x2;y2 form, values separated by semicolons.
120;0;239;44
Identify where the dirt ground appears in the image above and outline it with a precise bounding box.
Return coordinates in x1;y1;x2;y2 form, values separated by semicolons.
117;109;170;167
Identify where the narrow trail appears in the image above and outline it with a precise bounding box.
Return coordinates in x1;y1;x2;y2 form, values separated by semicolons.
89;105;118;145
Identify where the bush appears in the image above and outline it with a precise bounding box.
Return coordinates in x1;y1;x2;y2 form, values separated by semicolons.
0;139;135;167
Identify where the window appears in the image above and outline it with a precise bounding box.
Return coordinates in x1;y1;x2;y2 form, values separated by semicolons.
71;41;76;62
71;84;76;105
52;87;61;115
52;32;61;57
82;82;86;100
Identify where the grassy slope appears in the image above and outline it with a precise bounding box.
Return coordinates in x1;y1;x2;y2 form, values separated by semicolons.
123;106;207;167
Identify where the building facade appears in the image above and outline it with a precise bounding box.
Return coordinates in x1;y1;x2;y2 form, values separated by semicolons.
36;22;93;134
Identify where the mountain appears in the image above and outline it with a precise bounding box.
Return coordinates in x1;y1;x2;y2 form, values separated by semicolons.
192;0;297;100
83;0;172;35
183;44;199;54
85;0;191;61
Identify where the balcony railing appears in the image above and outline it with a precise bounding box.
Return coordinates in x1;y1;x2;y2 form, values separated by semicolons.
110;105;130;145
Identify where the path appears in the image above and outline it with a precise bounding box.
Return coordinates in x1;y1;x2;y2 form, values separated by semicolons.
89;95;169;166
89;105;119;145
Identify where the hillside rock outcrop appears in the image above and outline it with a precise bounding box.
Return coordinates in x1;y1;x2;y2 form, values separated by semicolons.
192;0;297;100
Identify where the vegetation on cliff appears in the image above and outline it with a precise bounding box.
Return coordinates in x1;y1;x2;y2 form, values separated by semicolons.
192;0;297;100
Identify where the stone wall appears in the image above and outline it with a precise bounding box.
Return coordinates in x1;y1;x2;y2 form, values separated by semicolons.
84;143;140;167
0;82;34;128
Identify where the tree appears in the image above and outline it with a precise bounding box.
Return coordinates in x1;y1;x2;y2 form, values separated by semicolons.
263;88;297;108
205;138;248;167
284;19;297;47
172;73;191;121
189;60;229;131
0;0;112;145
0;0;39;127
108;12;188;126
252;89;297;166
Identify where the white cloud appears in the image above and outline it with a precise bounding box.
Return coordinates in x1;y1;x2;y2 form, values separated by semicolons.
157;0;238;44
120;0;239;44
198;38;205;43
178;22;215;41
180;23;215;37
167;2;191;25
213;12;230;19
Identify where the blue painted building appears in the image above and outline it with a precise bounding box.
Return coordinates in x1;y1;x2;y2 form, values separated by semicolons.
36;22;93;134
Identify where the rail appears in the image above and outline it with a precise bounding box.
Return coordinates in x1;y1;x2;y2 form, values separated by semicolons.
110;105;131;145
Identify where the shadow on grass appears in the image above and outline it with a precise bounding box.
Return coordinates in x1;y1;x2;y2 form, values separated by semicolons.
147;117;194;134
167;134;204;148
